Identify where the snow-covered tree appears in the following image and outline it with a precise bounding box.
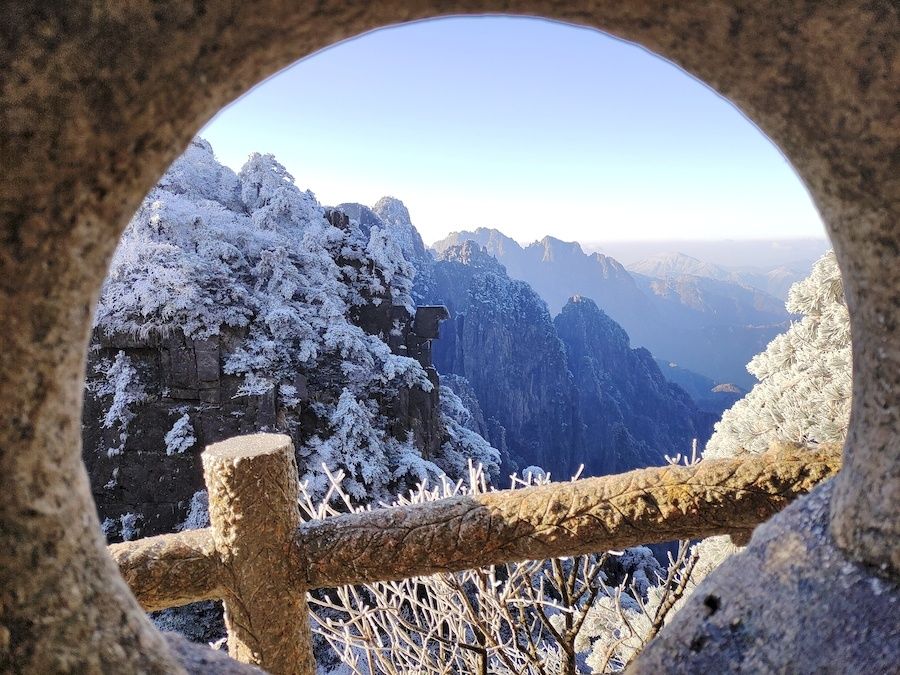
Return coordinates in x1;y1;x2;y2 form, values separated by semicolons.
164;413;196;456
301;391;397;501
87;351;147;456
685;251;850;623
435;385;501;481
704;251;850;458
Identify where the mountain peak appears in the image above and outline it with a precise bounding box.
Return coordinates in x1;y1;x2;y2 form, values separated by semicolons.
559;294;621;330
336;202;383;232
368;196;428;262
431;228;522;259
438;240;505;273
565;294;598;310
627;252;727;281
531;236;585;261
373;196;411;227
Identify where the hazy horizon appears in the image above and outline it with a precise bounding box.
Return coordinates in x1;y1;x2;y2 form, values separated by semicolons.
427;228;829;249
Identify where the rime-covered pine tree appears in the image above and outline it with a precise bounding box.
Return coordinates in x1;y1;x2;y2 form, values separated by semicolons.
704;251;850;458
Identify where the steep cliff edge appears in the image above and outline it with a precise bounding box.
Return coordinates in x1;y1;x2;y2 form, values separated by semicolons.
433;229;651;327
424;241;584;477
433;228;790;388
554;296;712;474
419;238;712;478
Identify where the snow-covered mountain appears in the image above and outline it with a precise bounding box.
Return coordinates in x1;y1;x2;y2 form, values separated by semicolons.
85;138;756;541
628;251;816;300
433;229;650;321
628;252;731;282
586;238;830;286
84;139;498;541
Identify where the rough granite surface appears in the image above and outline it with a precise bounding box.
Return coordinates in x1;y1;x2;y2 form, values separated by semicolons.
633;480;900;673
163;634;264;674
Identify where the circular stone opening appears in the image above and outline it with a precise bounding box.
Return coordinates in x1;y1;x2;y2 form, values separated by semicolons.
1;4;896;672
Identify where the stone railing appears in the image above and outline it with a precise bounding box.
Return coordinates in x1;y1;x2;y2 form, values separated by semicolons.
108;434;840;675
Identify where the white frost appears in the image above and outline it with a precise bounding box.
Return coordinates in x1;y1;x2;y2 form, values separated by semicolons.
164;413;196;455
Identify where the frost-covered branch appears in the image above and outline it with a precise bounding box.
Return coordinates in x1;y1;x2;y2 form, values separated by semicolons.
705;251;850;458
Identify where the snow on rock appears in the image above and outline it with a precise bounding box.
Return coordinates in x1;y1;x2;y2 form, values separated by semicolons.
87;351;147;456
437;385;501;481
372;196;429;264
88;137;499;520
178;490;210;531
165;413;196;455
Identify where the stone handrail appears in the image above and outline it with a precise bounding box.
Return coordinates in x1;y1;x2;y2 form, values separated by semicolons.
108;435;840;674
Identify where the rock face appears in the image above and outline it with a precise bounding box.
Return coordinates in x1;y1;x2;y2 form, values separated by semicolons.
634;481;900;674
339;200;435;303
337;200;430;265
83;298;445;540
439;373;509;465
420;240;712;478
555;296;712;475
433;229;652;329
424;241;584;476
372;197;430;264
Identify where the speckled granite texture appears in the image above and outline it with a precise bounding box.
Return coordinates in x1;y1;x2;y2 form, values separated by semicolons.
633;480;900;673
1;2;896;672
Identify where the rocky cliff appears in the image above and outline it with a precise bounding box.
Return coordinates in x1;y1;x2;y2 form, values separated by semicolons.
554;296;713;475
433;229;652;327
423;241;584;477
418;238;712;478
82;284;453;540
433;228;790;388
338;199;434;303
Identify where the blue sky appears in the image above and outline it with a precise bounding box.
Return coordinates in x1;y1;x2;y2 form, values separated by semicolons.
200;16;825;246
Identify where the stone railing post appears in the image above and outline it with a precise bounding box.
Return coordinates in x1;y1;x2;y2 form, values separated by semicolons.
203;434;315;674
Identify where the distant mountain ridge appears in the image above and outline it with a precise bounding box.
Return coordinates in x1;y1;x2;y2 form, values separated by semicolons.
420;240;712;477
423;241;586;476
654;360;745;415
554;296;712;475
628;251;815;301
433;228;655;337
628;252;731;282
584;238;830;286
432;228;793;387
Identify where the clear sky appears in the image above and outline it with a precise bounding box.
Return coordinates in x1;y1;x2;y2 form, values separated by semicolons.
200;16;826;246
